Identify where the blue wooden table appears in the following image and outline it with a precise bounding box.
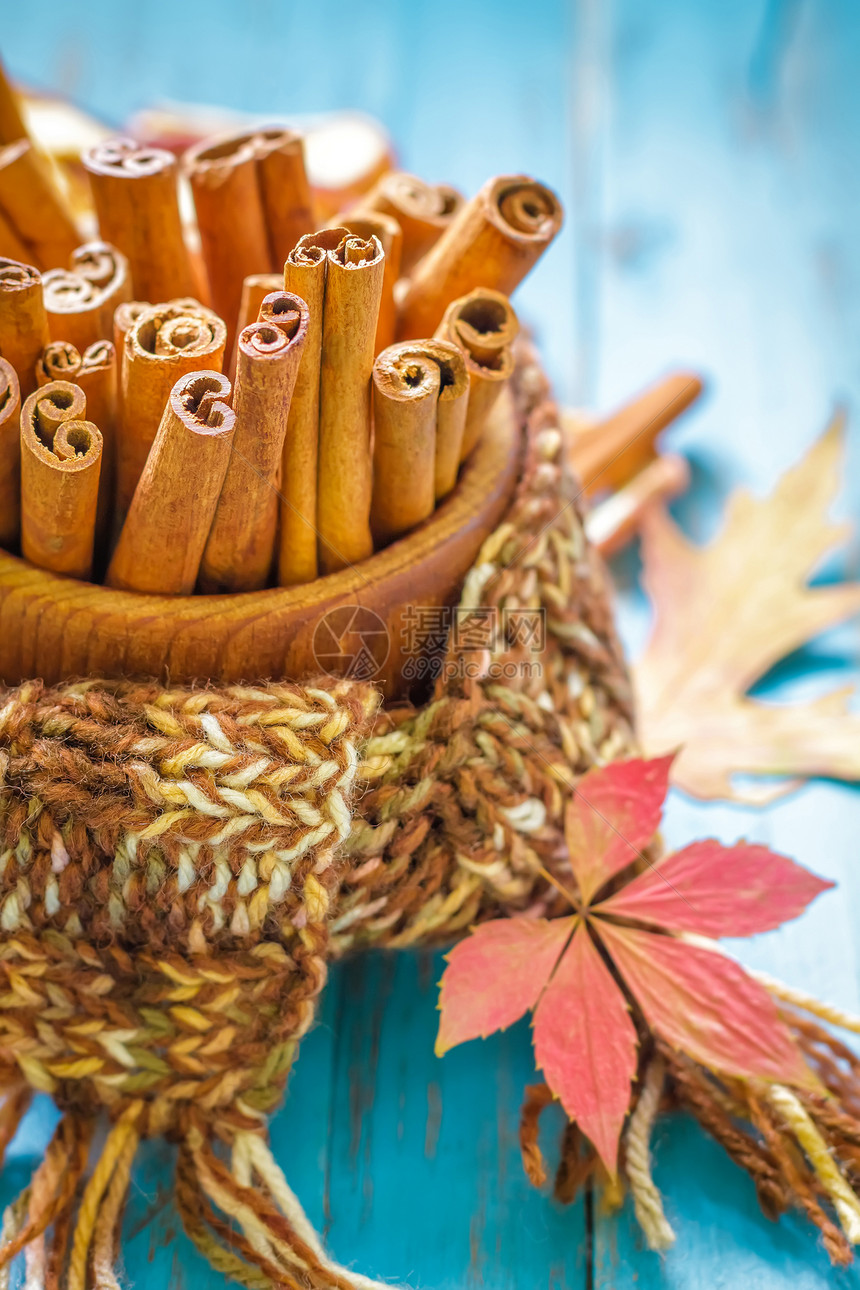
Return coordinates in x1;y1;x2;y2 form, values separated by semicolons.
4;1;860;1284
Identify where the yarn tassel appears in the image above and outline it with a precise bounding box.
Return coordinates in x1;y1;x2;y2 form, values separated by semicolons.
66;1102;141;1290
768;1084;860;1247
0;1111;92;1279
624;1057;675;1252
0;1189;31;1290
89;1116;141;1290
177;1117;398;1290
0;1103;143;1290
0;1086;31;1171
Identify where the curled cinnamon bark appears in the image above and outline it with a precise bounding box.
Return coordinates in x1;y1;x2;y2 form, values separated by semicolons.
200;297;309;593
398;175;562;339
113;299;150;366
185;127;314;344
230;273;282;377
337;210;402;354
317;231;385;572
0;357;21;549
435;287;519;459
107;371;236;594
279;228;347;586
37;340;117;444
42;241;131;352
36;339;118;539
370;345;438;546
0;257;50;398
0;139;78;270
363;171;463;273
83;137;196;302
370;338;468;545
117;298;226;517
20;381;102;578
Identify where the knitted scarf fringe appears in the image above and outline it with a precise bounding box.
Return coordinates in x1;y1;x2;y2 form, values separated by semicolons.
516;978;860;1268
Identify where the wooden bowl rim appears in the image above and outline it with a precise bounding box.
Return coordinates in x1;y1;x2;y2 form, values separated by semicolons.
0;393;522;616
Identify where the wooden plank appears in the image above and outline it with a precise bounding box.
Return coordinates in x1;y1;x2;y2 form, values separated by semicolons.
595;779;860;1288
588;0;860;503
587;0;860;1280
322;949;586;1289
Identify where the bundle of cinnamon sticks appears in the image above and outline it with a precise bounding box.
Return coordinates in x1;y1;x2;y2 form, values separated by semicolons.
0;65;570;595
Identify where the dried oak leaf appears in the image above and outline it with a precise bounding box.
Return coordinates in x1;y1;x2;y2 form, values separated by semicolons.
634;419;860;802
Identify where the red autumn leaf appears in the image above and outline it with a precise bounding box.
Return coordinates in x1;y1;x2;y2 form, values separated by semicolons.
532;923;638;1175
595;840;834;937
595;920;814;1087
565;755;674;904
436;755;830;1168
435;916;574;1056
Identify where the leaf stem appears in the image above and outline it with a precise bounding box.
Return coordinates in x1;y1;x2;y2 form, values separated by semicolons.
532;859;580;909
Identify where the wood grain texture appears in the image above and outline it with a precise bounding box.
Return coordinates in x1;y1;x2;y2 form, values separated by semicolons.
0;389;520;695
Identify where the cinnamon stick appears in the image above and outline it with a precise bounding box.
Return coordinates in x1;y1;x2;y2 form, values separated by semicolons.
0;356;20;548
185;128;314;346
363;171;463;274
0;56;29;147
565;371;704;495
336;210;402;354
435;287;519;459
107;370;235;595
371;338;468;545
586;452;691;557
200;300;308;593
112;300;149;448
113;299;150;366
20;381;102;578
36;339;118;539
36;339;117;450
317;231;384;572
0;139;79;270
117;298;226;517
255;131;315;266
0;205;29;263
83;137;196;302
398;175;562;339
370;345;436;546
230;273;281;377
37;338;116;413
0;257;50;398
425;339;469;499
280;228;347;586
42;241;131;352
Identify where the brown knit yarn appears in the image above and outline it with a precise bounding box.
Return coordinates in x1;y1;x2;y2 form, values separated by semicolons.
0;679;376;1121
747;1090;854;1266
0;679;380;1287
519;1082;554;1188
337;342;635;949
661;1046;789;1220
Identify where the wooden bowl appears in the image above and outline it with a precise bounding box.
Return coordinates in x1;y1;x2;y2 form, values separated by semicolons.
0;393;522;698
